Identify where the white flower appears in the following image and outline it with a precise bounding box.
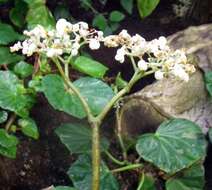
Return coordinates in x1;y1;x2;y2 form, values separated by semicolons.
104;35;119;47
71;49;78;56
115;47;126;63
10;42;22;52
21;40;38;56
119;29;131;39
171;64;189;82
79;22;89;30
89;39;100;50
154;70;164;80
27;25;47;38
79;28;89;37
72;24;79;32
138;59;148;71
158;36;168;50
46;48;63;57
56;18;72;36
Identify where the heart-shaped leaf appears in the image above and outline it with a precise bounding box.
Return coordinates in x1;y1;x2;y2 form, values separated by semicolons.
136;119;207;174
42;75;114;118
72;56;108;78
165;163;205;190
0;71;35;117
55;123;109;154
73;77;114;115
67;154;119;190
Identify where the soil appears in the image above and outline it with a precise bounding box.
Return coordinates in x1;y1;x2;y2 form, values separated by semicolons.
0;0;212;189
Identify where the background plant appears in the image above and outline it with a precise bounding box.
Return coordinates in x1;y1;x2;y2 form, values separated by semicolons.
9;17;207;190
0;1;210;190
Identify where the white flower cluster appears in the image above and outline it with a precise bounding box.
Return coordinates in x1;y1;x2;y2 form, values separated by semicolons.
11;19;195;82
104;30;195;82
173;0;192;18
10;19;103;57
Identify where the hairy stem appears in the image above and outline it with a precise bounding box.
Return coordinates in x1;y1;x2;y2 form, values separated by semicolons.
91;122;100;190
53;58;94;121
116;108;128;161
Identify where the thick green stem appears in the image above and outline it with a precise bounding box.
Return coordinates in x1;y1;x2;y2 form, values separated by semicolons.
97;71;140;122
53;58;94;121
91;122;100;190
116;108;128;161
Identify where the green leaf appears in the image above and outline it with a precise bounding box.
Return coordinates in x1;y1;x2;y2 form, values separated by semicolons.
0;23;22;45
26;1;55;29
137;0;160;18
0;129;18;148
54;186;76;190
138;174;156;190
204;71;212;97
109;11;125;22
42;75;114;118
73;77;114;115
13;61;34;78
18;118;39;139
0;71;35;117
136;119;207;174
67;154;119;190
42;74;86;119
9;0;28;28
0;110;8;124
165;163;205;190
92;14;107;31
0;47;24;65
55;123;109;154
121;0;133;14
0;129;18;158
72;56;108;78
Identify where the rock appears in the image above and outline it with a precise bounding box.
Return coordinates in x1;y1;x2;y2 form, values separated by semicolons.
120;24;212;138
